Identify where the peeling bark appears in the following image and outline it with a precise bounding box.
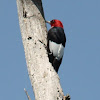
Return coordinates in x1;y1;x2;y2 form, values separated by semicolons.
16;0;66;100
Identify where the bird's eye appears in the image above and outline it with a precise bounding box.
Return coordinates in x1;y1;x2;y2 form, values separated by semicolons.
51;20;55;23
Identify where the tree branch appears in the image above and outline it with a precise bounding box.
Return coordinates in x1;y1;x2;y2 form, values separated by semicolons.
16;0;66;100
24;88;31;100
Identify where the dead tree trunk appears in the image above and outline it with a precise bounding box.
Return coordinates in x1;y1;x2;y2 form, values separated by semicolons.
16;0;69;100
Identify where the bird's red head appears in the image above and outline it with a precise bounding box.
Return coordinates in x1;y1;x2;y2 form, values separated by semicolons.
47;19;64;28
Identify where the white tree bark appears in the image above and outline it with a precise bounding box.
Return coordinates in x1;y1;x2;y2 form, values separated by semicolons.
16;0;69;100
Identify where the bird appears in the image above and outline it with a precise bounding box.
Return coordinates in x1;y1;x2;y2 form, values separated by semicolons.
46;19;66;72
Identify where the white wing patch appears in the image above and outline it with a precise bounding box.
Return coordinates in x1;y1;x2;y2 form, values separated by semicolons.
49;40;64;60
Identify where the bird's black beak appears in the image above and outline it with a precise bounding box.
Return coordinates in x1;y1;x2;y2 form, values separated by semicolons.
45;20;51;24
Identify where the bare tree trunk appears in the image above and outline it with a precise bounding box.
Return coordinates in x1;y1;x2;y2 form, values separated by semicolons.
16;0;69;100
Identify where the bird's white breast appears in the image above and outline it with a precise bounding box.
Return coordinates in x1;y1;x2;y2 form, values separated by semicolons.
49;40;64;60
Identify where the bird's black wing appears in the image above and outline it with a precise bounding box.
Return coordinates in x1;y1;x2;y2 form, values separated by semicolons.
47;27;66;47
47;27;66;72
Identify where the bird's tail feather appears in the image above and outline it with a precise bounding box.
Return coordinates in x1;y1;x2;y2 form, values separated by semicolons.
53;58;62;73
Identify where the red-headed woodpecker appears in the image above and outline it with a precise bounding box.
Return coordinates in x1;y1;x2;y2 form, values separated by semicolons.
46;19;66;72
